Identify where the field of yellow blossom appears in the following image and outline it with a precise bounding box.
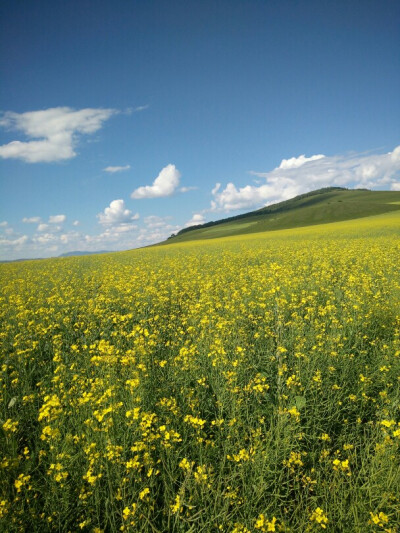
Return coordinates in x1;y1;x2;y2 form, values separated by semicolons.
1;212;400;532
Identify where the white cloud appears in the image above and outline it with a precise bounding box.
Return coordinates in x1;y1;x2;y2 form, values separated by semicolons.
144;215;172;228
37;223;50;232
59;231;80;244
211;147;400;212
49;214;66;224
278;154;325;169
131;164;181;199
180;186;198;193
0;221;8;227
33;233;59;245
0;235;28;248
97;199;139;226
72;220;80;226
22;216;41;223
38;223;62;233
103;165;131;173
137;226;180;244
84;222;140;250
134;215;181;243
185;213;206;227
0;107;116;163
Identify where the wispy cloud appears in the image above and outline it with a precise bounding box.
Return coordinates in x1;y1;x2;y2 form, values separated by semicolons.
22;216;41;223
0;107;116;163
125;105;150;114
180;186;198;193
211;146;400;212
103;165;131;173
131;164;181;199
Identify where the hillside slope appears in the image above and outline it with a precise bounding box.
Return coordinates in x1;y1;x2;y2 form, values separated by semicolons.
164;188;400;243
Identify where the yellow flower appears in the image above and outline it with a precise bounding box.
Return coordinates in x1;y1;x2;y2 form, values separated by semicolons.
179;457;193;471
2;419;18;433
14;474;31;493
194;465;208;483
122;503;137;520
286;407;300;421
380;420;395;428
255;514;277;531
170;494;183;514
139;487;150;501
310;507;328;529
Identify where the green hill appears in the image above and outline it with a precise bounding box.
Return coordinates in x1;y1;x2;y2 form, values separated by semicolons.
163;188;400;243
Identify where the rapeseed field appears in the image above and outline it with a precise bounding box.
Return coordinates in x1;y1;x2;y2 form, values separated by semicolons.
1;213;399;532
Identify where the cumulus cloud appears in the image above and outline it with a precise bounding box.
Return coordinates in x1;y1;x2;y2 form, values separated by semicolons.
72;220;80;226
97;199;139;226
185;213;206;227
49;214;66;224
0;221;8;227
0;107;116;163
211;146;400;212
22;216;41;223
103;165;131;173
131;164;181;199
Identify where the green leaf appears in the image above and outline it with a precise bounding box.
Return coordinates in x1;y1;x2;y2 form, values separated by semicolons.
8;397;17;409
295;396;306;410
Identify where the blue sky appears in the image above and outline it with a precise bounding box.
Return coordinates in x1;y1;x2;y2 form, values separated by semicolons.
1;0;399;259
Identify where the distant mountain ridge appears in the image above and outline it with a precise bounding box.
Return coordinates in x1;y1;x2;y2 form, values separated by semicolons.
163;187;400;244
